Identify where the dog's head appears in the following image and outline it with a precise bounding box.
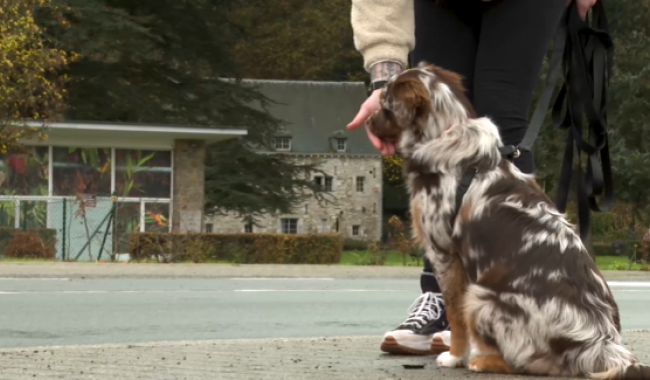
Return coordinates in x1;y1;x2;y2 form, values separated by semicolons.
367;62;475;154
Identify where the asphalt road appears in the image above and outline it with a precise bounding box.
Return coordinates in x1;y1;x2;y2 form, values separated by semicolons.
1;276;650;349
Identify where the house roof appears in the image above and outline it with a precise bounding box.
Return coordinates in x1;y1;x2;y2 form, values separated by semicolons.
20;121;247;150
243;79;379;155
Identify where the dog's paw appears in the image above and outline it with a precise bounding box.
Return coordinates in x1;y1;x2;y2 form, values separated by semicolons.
436;351;464;368
468;360;483;373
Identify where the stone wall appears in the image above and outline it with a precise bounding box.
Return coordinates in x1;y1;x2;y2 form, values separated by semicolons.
172;139;206;233
205;154;383;241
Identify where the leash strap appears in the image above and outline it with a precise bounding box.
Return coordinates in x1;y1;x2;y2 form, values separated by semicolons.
517;10;568;153
499;2;614;241
452;169;477;223
552;1;614;240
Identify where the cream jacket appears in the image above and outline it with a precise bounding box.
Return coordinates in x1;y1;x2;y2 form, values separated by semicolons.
350;0;415;73
351;0;496;73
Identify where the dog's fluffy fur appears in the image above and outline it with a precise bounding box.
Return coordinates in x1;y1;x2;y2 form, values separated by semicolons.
367;62;650;379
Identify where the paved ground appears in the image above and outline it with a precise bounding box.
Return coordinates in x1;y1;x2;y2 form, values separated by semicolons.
1;333;650;380
0;263;649;379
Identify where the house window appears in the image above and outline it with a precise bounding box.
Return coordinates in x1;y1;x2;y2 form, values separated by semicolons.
356;176;365;192
244;223;253;233
274;137;291;151
205;223;213;233
320;218;328;233
314;175;333;191
352;225;360;236
281;218;298;234
324;176;333;191
336;138;347;152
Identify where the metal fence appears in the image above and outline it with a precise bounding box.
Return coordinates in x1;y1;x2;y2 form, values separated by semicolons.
0;196;171;261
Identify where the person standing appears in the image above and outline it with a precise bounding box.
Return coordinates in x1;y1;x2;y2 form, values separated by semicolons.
347;0;597;355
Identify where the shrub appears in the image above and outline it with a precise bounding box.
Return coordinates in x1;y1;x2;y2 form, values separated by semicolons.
130;232;343;264
343;238;368;251
386;215;420;266
593;240;641;258
2;229;57;260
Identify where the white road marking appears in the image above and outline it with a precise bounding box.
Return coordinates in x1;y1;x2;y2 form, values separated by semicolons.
234;289;405;292
0;289;407;295
607;281;650;288
229;278;335;281
0;278;71;281
1;280;650;296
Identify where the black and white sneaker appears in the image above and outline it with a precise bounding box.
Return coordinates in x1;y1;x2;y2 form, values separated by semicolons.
380;291;450;355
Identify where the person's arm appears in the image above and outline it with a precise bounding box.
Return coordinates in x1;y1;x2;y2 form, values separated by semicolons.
350;0;415;83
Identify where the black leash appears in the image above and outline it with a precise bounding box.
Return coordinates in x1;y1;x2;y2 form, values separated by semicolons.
552;1;614;241
456;2;614;241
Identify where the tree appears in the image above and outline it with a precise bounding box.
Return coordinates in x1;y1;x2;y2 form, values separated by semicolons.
227;0;366;82
0;0;73;154
603;0;650;232
36;0;326;219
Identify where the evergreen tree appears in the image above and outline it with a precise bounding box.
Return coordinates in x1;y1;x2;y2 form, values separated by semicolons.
605;0;650;231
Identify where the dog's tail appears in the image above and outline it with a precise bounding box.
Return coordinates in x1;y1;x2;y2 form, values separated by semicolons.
588;341;650;380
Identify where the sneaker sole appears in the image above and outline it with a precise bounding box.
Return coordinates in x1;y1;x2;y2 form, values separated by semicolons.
380;336;446;356
430;336;450;354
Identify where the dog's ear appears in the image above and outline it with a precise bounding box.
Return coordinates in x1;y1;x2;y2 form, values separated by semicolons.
385;75;431;130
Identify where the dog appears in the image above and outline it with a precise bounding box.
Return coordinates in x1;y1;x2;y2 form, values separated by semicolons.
366;61;650;379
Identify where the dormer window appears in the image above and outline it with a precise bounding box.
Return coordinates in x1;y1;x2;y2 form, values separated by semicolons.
335;138;347;152
275;137;292;151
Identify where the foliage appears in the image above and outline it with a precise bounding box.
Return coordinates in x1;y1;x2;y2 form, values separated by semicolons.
227;0;365;82
603;0;650;230
532;0;650;233
0;146;48;197
359;240;387;266
383;155;405;184
341;240;387;265
129;232;343;264
641;233;650;268
0;228;56;259
118;150;154;198
0;0;75;152
343;238;369;251
34;0;327;221
205;147;329;221
387;215;420;266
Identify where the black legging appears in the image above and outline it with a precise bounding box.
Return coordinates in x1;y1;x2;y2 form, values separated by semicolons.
411;0;566;293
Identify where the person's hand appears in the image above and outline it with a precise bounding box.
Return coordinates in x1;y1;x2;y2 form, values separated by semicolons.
346;88;397;156
567;0;597;19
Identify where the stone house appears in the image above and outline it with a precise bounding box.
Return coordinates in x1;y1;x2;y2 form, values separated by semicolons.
204;80;383;241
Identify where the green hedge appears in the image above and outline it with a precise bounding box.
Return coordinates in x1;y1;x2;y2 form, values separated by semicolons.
593;240;642;258
343;238;369;251
0;228;57;260
129;232;343;264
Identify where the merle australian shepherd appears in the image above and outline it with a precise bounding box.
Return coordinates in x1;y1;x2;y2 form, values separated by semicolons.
366;62;649;379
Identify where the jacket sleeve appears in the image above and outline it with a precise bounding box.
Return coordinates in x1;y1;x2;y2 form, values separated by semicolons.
350;0;415;73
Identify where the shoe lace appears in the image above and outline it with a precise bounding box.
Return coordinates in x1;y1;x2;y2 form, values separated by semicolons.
402;292;444;328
